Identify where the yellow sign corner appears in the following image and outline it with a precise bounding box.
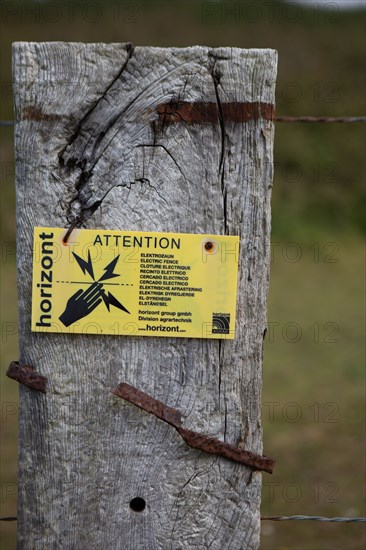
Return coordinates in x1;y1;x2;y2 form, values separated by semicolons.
31;227;240;339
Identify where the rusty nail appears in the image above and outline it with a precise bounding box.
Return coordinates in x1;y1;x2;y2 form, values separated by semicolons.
111;382;275;474
62;217;80;244
6;361;47;393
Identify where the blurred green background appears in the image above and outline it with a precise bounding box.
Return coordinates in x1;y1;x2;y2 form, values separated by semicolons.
1;1;365;548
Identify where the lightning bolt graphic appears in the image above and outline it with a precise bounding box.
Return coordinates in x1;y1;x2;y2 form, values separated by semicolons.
72;251;95;280
71;251;130;316
101;291;130;313
99;255;120;282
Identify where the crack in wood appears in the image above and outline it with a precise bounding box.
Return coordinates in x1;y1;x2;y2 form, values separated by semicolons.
136;143;186;181
210;63;228;235
60;52;274;240
59;43;135;231
61;42;135;161
62;177;162;243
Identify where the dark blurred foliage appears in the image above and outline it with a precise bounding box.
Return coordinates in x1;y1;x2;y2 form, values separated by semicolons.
1;0;365;242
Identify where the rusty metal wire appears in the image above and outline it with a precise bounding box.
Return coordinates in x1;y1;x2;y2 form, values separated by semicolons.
276;116;366;123
261;515;366;523
2;515;366;523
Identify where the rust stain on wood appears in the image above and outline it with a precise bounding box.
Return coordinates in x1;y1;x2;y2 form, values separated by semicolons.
6;361;47;393
112;382;275;474
21;106;63;122
156;101;275;124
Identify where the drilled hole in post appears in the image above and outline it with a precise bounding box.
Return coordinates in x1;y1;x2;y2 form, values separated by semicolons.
204;241;214;251
130;497;146;513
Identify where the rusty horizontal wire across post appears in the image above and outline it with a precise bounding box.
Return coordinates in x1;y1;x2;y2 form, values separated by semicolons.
261;515;366;523
2;515;366;523
276;116;366;123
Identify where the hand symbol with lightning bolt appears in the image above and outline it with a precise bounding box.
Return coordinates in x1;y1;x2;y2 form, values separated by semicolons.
58;252;130;327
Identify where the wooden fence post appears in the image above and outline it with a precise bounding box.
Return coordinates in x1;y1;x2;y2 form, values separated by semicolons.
12;43;277;549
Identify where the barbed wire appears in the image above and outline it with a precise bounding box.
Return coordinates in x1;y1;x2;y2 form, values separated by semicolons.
1;116;366;127
276;116;366;123
261;515;366;523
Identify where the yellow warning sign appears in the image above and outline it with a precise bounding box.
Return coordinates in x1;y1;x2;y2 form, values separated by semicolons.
31;228;240;339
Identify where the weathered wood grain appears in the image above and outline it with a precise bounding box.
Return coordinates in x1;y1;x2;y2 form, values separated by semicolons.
13;42;277;549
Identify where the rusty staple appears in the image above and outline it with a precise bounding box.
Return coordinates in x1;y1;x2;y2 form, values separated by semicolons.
112;382;275;474
6;361;47;393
